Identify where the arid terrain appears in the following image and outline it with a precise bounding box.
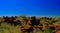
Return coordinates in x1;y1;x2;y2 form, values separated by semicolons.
0;16;60;33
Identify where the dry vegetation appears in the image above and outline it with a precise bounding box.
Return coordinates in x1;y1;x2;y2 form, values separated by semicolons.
0;16;60;33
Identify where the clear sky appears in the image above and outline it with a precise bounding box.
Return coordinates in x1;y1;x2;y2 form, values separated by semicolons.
0;0;60;17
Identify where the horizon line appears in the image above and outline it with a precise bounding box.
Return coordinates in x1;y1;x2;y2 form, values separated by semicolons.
0;15;60;17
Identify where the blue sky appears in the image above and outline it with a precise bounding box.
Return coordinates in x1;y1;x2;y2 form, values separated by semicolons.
0;0;60;16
